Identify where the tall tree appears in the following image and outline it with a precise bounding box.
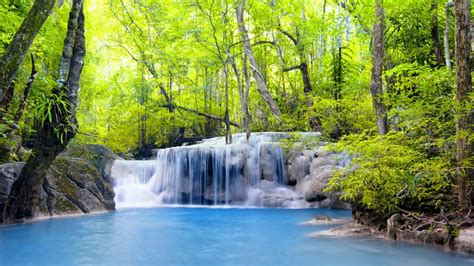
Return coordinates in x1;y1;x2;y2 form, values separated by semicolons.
277;15;312;95
430;0;444;65
3;0;85;224
0;0;56;103
235;0;281;118
454;0;473;209
369;0;389;135
444;1;454;70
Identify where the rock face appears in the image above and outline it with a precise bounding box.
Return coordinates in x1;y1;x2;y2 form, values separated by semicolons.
0;144;118;221
0;162;25;215
289;147;351;209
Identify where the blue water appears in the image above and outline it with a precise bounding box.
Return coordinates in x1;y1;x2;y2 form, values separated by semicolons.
0;208;472;265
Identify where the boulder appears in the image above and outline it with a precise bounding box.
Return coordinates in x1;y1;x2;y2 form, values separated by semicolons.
0;144;117;220
295;161;349;209
62;144;122;183
259;144;284;182
305;165;336;201
311;157;337;169
38;156;115;216
286;150;313;184
0;162;25;217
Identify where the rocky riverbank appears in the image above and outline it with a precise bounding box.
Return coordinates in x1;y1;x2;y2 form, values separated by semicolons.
305;214;474;255
0;144;118;222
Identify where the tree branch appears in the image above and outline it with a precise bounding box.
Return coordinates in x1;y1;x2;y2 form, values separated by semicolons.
278;28;298;45
159;103;240;128
283;64;302;72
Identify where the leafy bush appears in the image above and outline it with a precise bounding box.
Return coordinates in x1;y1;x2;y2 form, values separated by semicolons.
326;131;453;215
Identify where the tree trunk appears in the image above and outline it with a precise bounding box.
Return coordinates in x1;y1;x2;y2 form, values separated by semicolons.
3;1;86;224
224;59;232;144
0;84;14;121
229;54;250;140
243;54;251;139
431;1;445;65
369;0;389;135
301;62;312;94
444;1;454;70
454;0;473;209
58;0;82;86
235;0;281;117
0;0;56;103
13;54;38;125
318;0;327;77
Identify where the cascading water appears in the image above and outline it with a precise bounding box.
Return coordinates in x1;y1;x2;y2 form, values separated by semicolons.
111;132;311;208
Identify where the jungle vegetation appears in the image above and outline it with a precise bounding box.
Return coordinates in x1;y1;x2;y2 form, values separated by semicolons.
0;0;472;222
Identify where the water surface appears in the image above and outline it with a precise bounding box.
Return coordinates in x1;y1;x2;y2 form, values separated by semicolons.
0;208;472;265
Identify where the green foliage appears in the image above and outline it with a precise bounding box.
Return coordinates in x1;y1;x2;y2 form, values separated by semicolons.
280;132;322;154
0;1;466;216
327;131;453;214
33;91;74;143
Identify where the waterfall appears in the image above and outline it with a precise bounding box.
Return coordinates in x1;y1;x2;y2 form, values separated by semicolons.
111;132;310;208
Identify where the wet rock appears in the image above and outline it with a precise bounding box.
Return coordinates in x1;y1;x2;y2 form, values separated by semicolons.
286;150;313;184
455;227;474;254
259;144;284;182
310;222;382;238
311;157;337;169
387;214;401;240
288;160;350;209
301;215;350;225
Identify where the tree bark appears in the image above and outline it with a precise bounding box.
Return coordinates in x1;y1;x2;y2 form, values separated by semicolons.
431;1;445;65
454;0;473;209
58;0;82;86
229;54;250;140
13;54;38;125
161;104;241;128
444;1;454;70
369;0;389;135
242;54;251;139
0;0;56;103
235;0;281;117
3;1;85;224
0;84;14;122
223;59;232;144
278;28;313;94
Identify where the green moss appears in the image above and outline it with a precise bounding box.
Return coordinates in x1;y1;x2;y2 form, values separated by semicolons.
53;197;79;214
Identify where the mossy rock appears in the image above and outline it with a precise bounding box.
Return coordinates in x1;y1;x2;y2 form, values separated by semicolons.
0;134;22;163
62;144;122;182
40;156;115;216
0;144;118;219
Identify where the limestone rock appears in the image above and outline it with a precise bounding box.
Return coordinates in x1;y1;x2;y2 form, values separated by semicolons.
62;144;122;183
0;162;25;217
0;144;117;220
286;150;313;184
292;158;349;209
305;165;336;201
40;156;115;216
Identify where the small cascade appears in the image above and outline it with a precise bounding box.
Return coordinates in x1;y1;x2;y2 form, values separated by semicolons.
111;132;312;208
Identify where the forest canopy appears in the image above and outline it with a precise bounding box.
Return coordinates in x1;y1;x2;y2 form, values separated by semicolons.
0;0;472;218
